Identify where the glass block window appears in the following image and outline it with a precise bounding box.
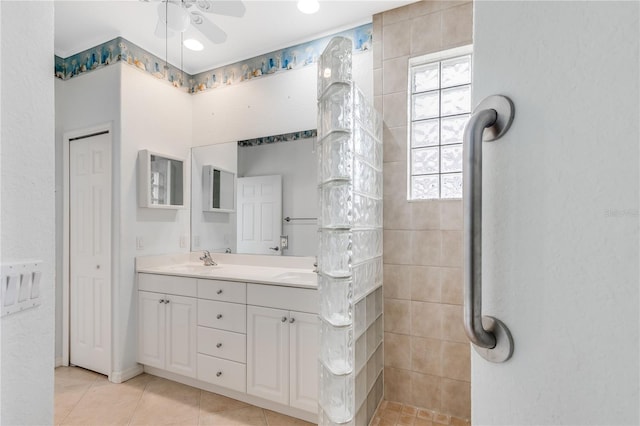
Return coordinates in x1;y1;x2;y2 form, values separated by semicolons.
408;46;472;200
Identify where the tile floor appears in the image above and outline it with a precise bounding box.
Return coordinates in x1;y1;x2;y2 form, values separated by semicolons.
55;367;314;426
369;401;470;426
56;367;470;426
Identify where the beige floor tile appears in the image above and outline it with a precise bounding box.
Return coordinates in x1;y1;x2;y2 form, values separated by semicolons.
264;409;314;426
55;366;106;389
54;385;90;425
199;406;266;426
129;378;200;425
199;390;249;414
61;382;143;425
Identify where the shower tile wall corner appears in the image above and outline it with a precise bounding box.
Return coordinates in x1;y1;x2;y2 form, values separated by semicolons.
375;0;472;420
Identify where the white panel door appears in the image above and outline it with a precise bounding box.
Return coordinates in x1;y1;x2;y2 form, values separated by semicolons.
165;295;197;378
289;311;319;413
246;305;289;404
138;291;165;369
70;133;111;375
237;175;282;255
473;3;639;425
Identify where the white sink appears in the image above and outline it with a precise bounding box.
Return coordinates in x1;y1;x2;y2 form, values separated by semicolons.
273;271;317;284
165;263;219;274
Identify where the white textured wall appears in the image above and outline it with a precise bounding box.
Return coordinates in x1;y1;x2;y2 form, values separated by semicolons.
473;2;639;425
54;64;121;363
118;64;193;374
1;2;55;425
192;52;372;146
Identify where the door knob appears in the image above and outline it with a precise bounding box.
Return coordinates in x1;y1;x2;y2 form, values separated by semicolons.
216;371;222;377
216;289;223;295
216;314;223;319
216;343;222;348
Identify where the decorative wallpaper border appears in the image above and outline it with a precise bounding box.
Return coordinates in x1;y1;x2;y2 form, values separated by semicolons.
54;23;372;94
237;129;317;147
55;37;190;90
190;24;372;93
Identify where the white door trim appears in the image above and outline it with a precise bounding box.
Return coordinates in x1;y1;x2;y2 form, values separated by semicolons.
62;122;113;375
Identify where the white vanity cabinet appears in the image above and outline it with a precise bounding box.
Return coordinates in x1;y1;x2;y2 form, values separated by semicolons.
138;274;197;378
246;284;319;414
136;270;318;422
196;279;247;393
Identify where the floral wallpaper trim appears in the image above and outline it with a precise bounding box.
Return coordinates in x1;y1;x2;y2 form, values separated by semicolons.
54;23;372;94
237;129;317;147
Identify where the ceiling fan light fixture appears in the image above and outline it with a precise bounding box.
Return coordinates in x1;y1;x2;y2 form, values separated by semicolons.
158;2;191;33
297;0;319;14
183;38;204;51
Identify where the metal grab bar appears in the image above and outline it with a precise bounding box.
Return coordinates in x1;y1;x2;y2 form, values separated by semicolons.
463;95;515;363
284;216;317;222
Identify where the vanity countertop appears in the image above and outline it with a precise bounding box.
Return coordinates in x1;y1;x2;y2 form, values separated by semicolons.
136;253;317;289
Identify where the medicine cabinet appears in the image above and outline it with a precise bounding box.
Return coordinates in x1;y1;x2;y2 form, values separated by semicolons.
203;165;235;212
138;150;185;208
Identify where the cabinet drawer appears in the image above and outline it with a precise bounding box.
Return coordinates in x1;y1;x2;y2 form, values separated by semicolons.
138;273;197;297
197;326;246;363
198;279;246;304
197;354;246;393
198;299;246;333
247;283;318;314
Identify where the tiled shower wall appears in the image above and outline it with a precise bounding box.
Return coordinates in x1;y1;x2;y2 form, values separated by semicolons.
373;1;472;419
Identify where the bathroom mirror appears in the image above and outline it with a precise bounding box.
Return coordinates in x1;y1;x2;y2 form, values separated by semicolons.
203;166;235;212
191;132;317;256
138;150;185;208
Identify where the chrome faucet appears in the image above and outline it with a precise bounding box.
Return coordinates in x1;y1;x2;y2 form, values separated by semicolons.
199;250;217;266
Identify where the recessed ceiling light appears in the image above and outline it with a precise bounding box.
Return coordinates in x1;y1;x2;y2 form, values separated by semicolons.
183;38;204;51
297;0;319;14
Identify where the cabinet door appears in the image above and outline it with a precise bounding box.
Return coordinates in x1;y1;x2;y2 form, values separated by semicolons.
289;311;319;413
138;291;165;369
165;295;197;378
246;305;289;405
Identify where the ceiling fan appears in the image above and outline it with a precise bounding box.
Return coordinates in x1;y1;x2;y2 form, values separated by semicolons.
143;0;246;44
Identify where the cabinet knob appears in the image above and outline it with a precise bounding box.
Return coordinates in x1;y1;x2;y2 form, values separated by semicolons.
281;316;287;322
289;317;296;324
216;314;223;319
165;299;170;304
216;343;222;348
216;371;222;377
216;289;223;295
159;299;163;304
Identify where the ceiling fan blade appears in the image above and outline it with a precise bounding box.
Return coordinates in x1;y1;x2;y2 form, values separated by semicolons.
196;0;245;18
190;11;227;44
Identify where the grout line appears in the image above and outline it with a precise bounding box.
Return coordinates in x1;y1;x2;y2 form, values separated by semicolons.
196;389;202;426
126;375;151;426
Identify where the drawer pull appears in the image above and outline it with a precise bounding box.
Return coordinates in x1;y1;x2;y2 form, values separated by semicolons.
216;314;223;319
216;289;223;295
281;316;287;322
216;371;222;377
216;342;222;348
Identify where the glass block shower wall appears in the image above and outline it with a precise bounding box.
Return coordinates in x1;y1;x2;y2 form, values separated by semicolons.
317;37;384;426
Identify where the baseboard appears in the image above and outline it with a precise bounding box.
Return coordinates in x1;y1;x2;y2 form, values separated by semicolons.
55;357;63;368
109;364;144;384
